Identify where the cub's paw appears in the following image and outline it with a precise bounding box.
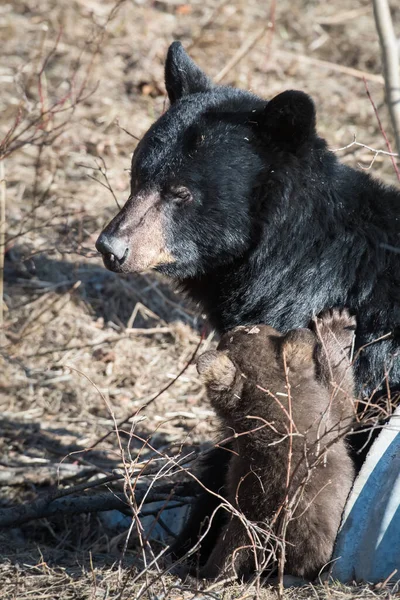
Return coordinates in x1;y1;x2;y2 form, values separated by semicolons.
197;350;236;391
313;308;356;354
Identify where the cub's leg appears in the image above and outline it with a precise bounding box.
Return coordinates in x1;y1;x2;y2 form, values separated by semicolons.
198;456;267;581
198;515;253;580
169;446;230;569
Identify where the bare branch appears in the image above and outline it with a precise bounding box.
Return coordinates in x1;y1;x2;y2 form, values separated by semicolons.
88;333;204;450
364;79;400;182
276;49;384;84
372;0;400;156
0;161;5;346
214;27;269;84
0;480;195;529
0;492;129;528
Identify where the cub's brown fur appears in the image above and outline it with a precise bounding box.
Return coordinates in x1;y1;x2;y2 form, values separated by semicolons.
196;309;356;580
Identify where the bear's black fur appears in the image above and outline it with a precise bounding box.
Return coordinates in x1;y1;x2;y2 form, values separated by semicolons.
97;41;399;403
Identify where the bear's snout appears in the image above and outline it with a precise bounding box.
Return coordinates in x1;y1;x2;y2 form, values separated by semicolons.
96;190;175;273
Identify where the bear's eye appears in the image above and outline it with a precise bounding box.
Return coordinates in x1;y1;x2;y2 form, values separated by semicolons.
171;187;193;205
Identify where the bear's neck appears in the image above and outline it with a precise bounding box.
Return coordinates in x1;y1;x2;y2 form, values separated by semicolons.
181;161;399;336
182;240;346;333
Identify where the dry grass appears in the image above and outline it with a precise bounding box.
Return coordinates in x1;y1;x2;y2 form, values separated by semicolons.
1;0;399;598
0;558;396;600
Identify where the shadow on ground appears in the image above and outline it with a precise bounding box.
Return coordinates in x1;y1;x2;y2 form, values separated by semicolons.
0;416;187;569
4;244;199;329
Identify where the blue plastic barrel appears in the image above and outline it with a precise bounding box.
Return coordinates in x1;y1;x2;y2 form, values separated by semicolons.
332;407;400;583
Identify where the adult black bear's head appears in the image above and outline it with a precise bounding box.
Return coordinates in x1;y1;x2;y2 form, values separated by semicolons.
96;41;318;278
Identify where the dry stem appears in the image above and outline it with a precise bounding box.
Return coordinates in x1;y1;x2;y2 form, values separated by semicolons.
0;160;5;347
364;79;400;182
372;0;400;156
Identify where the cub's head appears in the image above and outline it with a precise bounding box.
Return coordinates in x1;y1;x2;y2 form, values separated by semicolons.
96;42;319;279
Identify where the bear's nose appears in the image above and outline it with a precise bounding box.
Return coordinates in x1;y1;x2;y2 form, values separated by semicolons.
95;232;128;263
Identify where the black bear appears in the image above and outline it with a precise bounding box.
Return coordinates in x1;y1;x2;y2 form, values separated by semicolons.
195;309;355;580
96;41;399;401
95;41;399;565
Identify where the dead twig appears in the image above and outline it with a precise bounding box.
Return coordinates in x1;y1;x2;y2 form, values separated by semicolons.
115;119;141;141
0;492;129;529
214;26;269;83
23;327;172;358
78;158;121;209
363;79;400;182
0;1;125;162
277;49;384;84
265;0;277;71
186;0;231;51
0;463;95;487
372;0;400;156
316;7;371;26
88;333;204;450
333;134;399;171
0;476;195;529
0;160;5;346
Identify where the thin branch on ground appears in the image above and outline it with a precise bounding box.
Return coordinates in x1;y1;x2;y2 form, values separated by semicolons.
214;27;269;83
0;492;129;528
277;50;384;84
186;0;231;51
0;473;195;529
88;333;204;450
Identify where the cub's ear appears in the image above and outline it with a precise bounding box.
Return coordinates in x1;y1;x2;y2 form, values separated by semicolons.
281;328;317;370
261;90;316;151
197;350;236;391
165;41;213;104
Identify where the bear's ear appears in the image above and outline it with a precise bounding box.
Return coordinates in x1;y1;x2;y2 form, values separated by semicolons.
260;90;316;151
197;350;237;391
281;328;316;370
165;41;213;104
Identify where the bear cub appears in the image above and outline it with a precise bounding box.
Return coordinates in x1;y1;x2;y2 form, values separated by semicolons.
195;309;356;580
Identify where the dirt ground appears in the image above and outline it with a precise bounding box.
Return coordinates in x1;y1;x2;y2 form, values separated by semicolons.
1;0;400;598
